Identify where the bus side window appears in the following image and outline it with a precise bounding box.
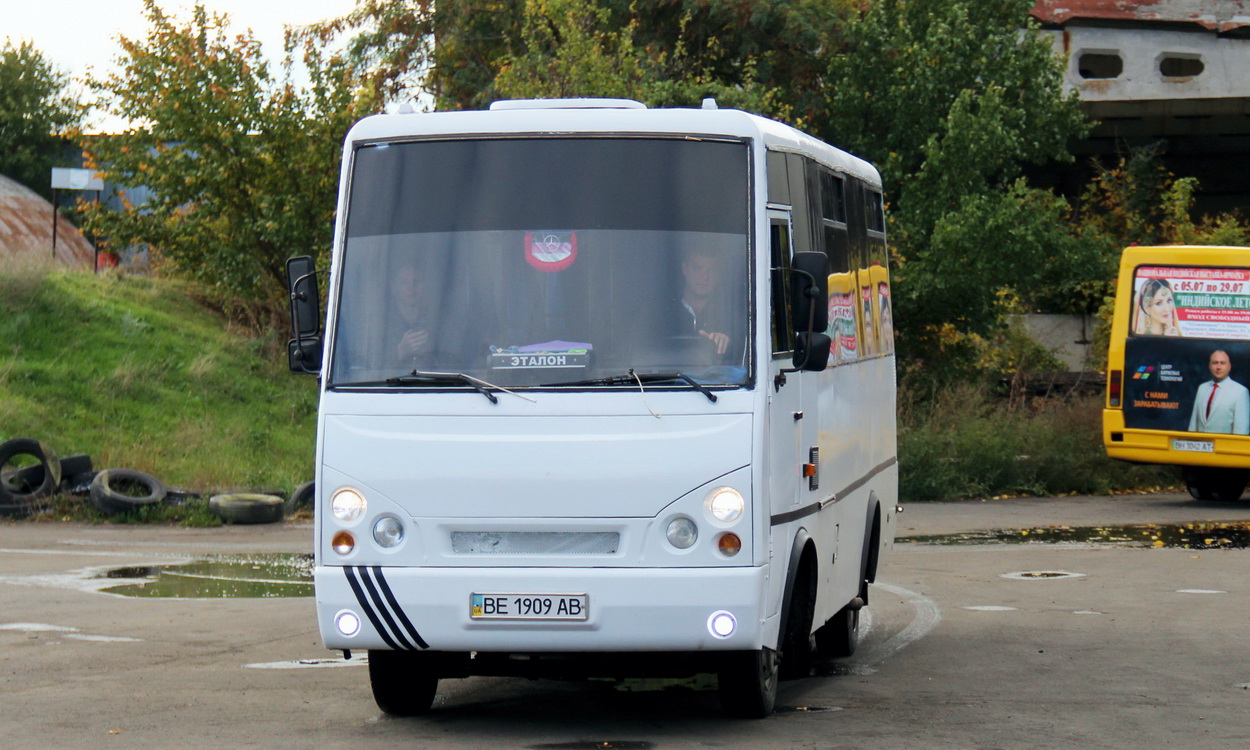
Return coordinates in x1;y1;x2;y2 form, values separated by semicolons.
818;168;850;275
771;220;795;355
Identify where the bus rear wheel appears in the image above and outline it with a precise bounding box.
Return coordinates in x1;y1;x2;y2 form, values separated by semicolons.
1183;466;1249;502
717;647;778;718
815;603;860;658
368;650;439;716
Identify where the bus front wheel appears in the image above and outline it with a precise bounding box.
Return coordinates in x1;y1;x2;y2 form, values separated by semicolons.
718;647;778;718
368;650;438;716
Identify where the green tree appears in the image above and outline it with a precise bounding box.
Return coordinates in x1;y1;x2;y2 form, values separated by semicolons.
79;0;376;318
321;0;1094;380
0;39;83;199
313;0;836;114
813;0;1090;379
493;0;649;99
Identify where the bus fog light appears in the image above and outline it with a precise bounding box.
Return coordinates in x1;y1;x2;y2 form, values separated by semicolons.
332;531;356;555
335;610;361;637
706;487;744;523
708;610;736;639
373;516;405;548
717;532;742;556
330;487;367;524
666;517;698;549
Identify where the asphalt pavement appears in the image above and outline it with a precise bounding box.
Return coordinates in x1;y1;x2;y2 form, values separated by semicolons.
1;493;1247;749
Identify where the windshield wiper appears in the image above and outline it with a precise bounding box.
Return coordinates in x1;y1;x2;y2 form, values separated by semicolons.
335;370;536;404
384;370;500;403
541;370;718;403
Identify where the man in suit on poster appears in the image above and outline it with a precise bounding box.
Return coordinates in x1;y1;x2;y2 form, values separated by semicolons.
1188;349;1250;435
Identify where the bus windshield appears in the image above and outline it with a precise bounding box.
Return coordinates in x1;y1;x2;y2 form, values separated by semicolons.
328;137;752;390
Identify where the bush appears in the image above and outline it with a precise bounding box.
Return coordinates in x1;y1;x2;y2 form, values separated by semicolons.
899;382;1175;501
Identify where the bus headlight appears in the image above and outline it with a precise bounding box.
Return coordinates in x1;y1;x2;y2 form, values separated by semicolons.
373;516;405;548
330;487;366;524
666;517;698;549
706;487;744;523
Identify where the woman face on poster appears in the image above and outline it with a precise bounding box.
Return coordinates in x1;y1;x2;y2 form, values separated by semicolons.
1134;279;1180;336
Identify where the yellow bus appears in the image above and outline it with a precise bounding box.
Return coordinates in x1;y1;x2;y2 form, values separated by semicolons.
1104;245;1250;501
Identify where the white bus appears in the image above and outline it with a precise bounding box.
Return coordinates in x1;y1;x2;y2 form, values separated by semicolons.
286;98;898;718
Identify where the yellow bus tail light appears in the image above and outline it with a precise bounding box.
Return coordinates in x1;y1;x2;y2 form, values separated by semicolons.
1108;369;1122;408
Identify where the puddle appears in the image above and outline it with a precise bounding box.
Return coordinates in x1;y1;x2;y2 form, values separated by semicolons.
775;705;843;714
900;522;1250;550
531;743;652;750
98;553;313;598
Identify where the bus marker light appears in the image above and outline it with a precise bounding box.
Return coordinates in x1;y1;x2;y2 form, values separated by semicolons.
332;531;356;555
373;516;405;548
335;610;361;637
1108;370;1122;407
666;517;698;549
708;610;736;639
718;533;742;556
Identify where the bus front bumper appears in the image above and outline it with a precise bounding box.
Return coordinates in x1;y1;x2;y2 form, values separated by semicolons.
316;564;773;653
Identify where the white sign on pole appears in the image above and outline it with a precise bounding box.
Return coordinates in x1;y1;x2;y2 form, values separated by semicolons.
51;168;104;191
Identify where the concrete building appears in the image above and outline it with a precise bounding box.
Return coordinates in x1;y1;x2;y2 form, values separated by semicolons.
1030;0;1250;214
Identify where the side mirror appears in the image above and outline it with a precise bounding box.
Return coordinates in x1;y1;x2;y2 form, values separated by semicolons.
287;337;323;374
793;332;831;371
287;256;320;337
286;255;322;374
790;251;829;334
790;252;830;372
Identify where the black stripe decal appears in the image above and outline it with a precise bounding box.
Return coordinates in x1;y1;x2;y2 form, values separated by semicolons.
770;456;898;526
370;566;429;649
770;501;822;526
357;567;417;650
344;566;404;650
829;456;898;506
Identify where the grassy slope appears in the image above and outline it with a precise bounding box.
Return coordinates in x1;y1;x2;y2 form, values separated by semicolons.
0;264;317;495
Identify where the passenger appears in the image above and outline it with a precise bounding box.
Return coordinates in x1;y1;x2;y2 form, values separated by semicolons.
388;262;432;365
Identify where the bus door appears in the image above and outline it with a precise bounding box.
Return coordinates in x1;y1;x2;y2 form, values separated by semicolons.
766;210;816;523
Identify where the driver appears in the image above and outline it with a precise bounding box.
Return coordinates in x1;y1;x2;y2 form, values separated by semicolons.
672;249;735;357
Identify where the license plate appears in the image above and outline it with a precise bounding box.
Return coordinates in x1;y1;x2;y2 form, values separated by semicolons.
1172;439;1214;453
470;593;588;621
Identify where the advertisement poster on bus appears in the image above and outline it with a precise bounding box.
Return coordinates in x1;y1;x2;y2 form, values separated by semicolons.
1122;265;1250;436
827;289;858;364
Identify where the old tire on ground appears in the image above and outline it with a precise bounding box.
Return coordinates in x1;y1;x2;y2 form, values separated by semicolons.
718;647;779;719
208;493;285;524
369;650;440;716
164;488;203;505
90;469;167;515
0;438;62;516
286;480;315;515
0;438;61;497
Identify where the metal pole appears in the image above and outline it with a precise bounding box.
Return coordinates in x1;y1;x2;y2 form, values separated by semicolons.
51;188;58;258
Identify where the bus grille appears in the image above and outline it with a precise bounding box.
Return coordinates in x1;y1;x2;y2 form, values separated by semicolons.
450;531;620;555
